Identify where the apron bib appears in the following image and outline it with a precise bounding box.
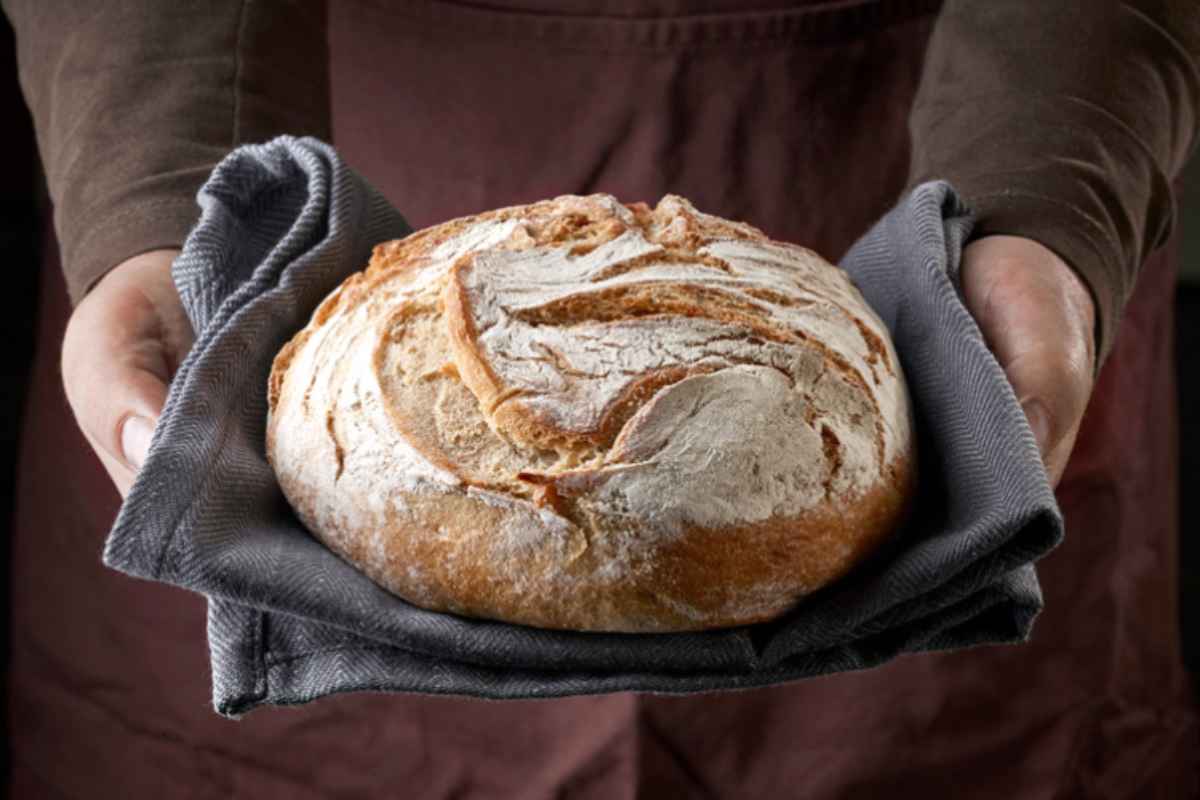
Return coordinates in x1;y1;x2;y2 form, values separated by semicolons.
8;2;1197;797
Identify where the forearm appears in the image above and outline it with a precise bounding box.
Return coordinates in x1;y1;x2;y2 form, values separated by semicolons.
906;0;1200;370
3;0;330;305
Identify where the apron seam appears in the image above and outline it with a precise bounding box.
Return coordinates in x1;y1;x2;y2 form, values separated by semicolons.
360;0;944;51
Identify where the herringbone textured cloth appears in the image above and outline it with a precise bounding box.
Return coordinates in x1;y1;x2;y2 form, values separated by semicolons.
103;136;1063;717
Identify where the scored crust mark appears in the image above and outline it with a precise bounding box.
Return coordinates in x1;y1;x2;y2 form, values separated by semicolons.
439;259;508;435
588;248;734;281
740;285;817;308
508;282;795;333
819;424;843;500
268;336;301;413
372;303;490;486
851;315;895;384
325;408;346;482
586;361;727;450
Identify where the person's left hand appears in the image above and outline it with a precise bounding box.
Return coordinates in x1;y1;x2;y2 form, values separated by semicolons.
958;235;1097;488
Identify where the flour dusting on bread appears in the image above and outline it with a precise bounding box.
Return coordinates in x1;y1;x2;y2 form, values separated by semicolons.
266;193;915;632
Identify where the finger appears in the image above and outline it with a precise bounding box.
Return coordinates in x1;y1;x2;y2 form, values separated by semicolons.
1000;339;1092;486
61;250;182;498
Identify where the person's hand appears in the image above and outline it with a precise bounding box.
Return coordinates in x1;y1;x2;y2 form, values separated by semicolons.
959;235;1096;487
61;249;193;498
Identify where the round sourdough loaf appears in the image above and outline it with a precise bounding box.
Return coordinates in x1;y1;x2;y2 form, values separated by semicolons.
265;193;916;632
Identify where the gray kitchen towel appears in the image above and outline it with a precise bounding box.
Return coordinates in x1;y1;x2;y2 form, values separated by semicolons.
103;136;1063;717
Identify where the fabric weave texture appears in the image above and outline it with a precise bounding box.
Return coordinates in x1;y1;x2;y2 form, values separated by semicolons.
102;136;1063;717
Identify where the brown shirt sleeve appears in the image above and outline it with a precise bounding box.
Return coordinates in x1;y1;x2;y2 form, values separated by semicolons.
2;0;330;306
906;0;1200;371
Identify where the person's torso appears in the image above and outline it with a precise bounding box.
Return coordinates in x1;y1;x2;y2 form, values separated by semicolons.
8;2;1196;798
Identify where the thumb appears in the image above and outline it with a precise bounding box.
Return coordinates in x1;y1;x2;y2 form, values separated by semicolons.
960;236;1096;486
61;249;191;498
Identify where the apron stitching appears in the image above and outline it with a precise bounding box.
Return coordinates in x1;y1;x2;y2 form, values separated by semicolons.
360;0;944;52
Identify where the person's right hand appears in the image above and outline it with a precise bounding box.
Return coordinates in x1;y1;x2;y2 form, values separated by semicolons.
61;249;194;499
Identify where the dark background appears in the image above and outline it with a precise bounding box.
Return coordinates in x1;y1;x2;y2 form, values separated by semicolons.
1;18;40;791
1;14;1197;790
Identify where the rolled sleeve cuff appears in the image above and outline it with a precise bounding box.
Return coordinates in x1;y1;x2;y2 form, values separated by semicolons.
63;196;202;305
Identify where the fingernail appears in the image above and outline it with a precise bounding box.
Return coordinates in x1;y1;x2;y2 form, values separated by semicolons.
1020;399;1051;454
120;415;155;471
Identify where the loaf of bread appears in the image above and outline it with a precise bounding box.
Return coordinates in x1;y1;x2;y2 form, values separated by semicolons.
266;193;916;632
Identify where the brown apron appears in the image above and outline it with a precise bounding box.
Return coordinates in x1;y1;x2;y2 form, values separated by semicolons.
8;1;1199;796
